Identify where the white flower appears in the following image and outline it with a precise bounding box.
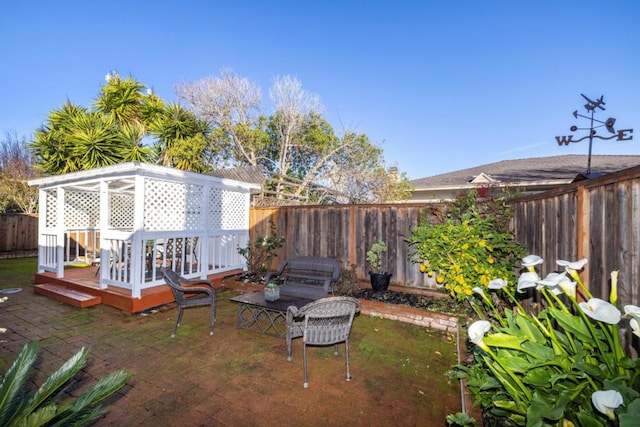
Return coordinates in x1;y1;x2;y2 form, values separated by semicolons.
522;255;543;267
579;298;621;324
623;304;640;317
517;271;540;293
557;258;588;271
624;305;640;338
592;390;623;420
557;277;576;298
536;272;566;287
488;279;508;290
472;287;485;298
536;272;574;296
468;320;491;350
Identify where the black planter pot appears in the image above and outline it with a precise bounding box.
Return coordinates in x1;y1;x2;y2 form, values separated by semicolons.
369;272;392;294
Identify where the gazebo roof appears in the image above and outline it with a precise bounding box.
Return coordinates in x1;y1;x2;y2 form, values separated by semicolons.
29;162;261;193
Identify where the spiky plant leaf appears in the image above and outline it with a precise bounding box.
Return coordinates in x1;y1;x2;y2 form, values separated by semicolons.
50;406;105;427
16;347;88;424
0;341;39;426
20;403;57;427
64;370;130;411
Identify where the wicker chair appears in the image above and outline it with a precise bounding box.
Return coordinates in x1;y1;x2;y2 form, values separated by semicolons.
286;296;360;388
161;267;216;338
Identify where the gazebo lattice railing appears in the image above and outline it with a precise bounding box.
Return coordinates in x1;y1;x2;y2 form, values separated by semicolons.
29;162;260;298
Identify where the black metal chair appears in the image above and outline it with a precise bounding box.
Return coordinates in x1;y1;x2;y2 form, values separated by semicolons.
161;267;216;338
286;296;360;388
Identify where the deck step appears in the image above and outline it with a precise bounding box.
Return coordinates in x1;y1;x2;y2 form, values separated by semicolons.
34;283;102;308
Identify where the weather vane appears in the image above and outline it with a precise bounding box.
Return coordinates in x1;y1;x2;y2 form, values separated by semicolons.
556;94;633;174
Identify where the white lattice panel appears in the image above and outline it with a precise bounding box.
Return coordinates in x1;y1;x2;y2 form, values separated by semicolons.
144;179;203;231
220;189;248;229
208;187;223;229
110;193;134;228
65;191;99;228
45;189;57;227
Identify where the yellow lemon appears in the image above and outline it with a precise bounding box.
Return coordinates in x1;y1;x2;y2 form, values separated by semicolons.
436;275;444;284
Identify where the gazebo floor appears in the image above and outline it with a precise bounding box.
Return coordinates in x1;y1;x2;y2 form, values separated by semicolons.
33;266;241;313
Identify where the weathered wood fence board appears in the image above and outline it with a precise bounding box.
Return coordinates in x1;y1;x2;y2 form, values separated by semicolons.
0;214;38;254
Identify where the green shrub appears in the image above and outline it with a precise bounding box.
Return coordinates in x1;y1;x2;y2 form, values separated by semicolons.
237;220;285;282
406;191;525;300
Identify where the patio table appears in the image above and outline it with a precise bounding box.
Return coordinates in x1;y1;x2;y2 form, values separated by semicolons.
230;291;315;338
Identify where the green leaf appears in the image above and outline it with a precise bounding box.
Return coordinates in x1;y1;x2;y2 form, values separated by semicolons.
483;333;525;351
18;347;89;423
514;315;546;343
619;398;640;426
0;341;39;427
576;412;605;427
526;390;571;427
523;367;554;387
548;307;592;341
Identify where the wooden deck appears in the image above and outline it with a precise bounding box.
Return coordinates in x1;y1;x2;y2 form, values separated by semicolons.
34;266;242;313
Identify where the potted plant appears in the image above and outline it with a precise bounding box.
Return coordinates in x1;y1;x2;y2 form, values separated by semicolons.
264;281;280;301
367;240;392;294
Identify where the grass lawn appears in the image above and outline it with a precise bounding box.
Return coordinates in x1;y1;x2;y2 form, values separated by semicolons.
0;256;37;288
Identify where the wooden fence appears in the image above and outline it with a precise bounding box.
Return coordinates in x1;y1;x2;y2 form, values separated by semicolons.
511;165;640;309
249;204;445;287
0;213;38;257
252;165;640;311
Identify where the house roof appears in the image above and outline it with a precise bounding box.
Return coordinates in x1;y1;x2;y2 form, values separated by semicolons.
208;165;266;187
410;155;640;188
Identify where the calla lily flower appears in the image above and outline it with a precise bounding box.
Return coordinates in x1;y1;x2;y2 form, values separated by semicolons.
557;258;588;271
488;278;508;290
592;390;623;420
468;320;491;351
610;270;619;305
472;287;485;298
624;305;640;317
522;255;543;267
624;305;640;337
579;298;622;324
536;272;566;287
557;277;577;298
517;271;540;293
536;272;574;296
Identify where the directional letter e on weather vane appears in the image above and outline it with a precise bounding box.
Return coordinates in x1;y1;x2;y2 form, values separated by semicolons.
555;94;633;174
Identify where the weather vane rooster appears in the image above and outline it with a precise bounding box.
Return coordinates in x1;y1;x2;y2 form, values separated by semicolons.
555;94;633;174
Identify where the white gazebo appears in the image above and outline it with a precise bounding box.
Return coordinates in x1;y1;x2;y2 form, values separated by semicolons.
29;162;260;299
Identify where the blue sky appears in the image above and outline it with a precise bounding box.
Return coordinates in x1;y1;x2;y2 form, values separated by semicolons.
1;1;639;180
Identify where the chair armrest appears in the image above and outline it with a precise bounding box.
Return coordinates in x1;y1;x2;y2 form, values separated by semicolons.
180;286;215;298
181;278;214;289
264;271;280;285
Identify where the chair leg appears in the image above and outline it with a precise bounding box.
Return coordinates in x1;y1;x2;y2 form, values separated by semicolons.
287;326;293;362
172;308;184;338
345;339;352;382
334;343;339;356
303;343;309;388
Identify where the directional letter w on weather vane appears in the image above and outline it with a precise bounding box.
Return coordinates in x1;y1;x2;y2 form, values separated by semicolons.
555;94;633;174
